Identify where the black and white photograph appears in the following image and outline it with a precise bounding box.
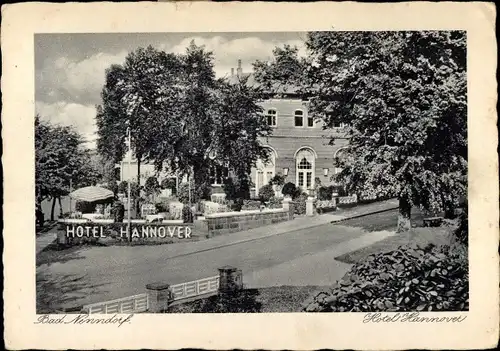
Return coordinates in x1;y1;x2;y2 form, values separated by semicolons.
34;30;469;314
2;2;498;350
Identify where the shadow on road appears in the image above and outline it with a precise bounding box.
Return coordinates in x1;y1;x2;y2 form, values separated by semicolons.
36;271;111;313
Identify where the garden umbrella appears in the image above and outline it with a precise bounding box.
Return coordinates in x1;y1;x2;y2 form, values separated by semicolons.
69;186;114;203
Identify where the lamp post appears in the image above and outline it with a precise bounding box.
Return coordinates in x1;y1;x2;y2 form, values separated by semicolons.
127;126;132;241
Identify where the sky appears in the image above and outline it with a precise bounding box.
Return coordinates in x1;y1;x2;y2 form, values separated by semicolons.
35;32;307;148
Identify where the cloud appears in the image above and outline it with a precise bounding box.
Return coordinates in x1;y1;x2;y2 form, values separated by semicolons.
36;101;98;148
37;51;128;106
163;36;307;77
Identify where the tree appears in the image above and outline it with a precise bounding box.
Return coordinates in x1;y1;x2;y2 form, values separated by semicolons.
144;176;160;201
254;31;467;232
146;42;271;202
96;46;184;214
35;115;100;220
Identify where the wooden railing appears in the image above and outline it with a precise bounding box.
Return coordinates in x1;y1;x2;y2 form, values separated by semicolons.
170;275;220;301
82;293;149;314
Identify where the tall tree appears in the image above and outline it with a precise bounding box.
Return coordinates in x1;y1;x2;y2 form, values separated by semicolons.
35;115;100;220
254;31;467;231
147;42;271;202
96;46;183;212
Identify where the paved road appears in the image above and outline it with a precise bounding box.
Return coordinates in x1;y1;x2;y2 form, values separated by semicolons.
38;209;402;310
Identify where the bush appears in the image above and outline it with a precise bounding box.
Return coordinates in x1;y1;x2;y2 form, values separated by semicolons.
161;178;177;191
293;193;309;215
302;244;468;312
258;184;275;202
267;196;283;209
455;205;468;246
269;173;286;187
282;182;301;199
182;206;194;223
318;186;335;200
178;182;191;204
75;201;95;213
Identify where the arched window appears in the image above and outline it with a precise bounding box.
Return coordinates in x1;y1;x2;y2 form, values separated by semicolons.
295;148;316;190
266;109;277;127
294;110;304;127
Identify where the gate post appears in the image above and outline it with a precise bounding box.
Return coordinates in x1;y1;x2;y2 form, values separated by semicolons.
218;266;243;293
146;282;171;313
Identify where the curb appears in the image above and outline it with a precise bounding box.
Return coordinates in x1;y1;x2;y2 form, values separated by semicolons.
330;206;399;224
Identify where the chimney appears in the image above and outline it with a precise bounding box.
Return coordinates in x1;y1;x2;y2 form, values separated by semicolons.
231;68;234;76
237;59;242;77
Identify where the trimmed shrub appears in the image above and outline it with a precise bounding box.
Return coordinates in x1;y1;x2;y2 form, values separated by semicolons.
318;186;335;200
302;243;468;312
160;178;177;191
259;184;275;202
182;206;194;223
282;182;301;199
293;193;309;215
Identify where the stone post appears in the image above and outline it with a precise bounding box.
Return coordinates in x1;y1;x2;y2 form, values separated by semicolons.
145;282;172;313
306;196;316;216
218;265;243;293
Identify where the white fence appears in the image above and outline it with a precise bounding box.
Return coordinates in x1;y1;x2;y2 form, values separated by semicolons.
81;275;220;314
170;275;220;301
82;293;149;314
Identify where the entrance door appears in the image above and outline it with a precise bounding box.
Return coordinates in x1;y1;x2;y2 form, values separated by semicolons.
296;148;315;192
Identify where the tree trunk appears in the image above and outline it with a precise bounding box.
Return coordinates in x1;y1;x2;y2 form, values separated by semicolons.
50;196;57;221
397;196;412;233
58;196;63;217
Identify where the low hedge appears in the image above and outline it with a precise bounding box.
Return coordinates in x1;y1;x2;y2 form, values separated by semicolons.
302;243;468;312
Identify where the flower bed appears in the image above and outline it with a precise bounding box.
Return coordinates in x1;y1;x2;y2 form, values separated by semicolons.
315;200;337;214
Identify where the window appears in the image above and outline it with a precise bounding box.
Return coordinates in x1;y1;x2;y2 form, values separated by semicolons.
209;165;229;185
266;109;277;127
296;148;315;190
307;116;314;127
294;110;304;127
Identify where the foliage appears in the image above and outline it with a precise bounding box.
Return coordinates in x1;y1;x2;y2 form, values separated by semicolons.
75;201;96;214
269;173;286;187
117;181;140;199
318;185;335;200
35;115;100;219
223;176;251;203
293;193;309;215
302;244;468;312
267;196;283;209
254;31;467;232
160;178;177;190
144;176;160;198
182;206;194;223
177;182;193;204
282;182;301;199
97;42;271;202
258;184;275;202
454;202;468;246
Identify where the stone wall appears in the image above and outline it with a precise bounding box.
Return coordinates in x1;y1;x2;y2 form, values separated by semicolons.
206;208;292;237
